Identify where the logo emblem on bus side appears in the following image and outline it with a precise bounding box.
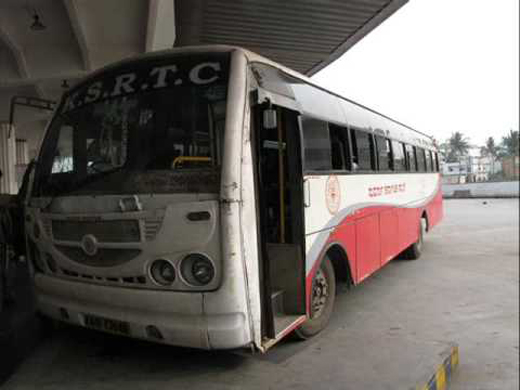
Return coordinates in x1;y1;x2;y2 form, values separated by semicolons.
81;234;98;256
326;175;341;215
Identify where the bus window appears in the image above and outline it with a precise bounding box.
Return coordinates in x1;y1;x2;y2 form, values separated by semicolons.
351;129;374;171
425;150;433;172
51;124;75;174
375;135;392;171
405;144;417;171
416;148;426;172
435;152;440;172
301;116;332;171
330;124;351;171
392;141;406;171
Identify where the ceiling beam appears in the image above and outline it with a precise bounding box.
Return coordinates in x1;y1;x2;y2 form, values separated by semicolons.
146;0;176;52
0;26;29;79
63;0;92;71
0;26;45;98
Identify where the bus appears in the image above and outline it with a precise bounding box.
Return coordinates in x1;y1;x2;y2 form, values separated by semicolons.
25;45;443;351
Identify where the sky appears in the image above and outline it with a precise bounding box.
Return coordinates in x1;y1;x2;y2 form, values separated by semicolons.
313;0;519;148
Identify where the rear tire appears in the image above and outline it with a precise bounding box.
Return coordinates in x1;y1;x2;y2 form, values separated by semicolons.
404;218;425;260
294;256;336;340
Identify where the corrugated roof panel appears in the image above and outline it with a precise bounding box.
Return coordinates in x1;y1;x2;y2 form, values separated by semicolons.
176;0;408;74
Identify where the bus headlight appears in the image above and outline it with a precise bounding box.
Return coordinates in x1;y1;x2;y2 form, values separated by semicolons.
150;259;176;286
181;254;215;286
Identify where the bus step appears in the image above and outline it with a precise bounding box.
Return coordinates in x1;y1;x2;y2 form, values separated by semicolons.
271;290;285;316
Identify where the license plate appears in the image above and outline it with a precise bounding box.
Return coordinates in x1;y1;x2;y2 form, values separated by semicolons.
83;314;130;336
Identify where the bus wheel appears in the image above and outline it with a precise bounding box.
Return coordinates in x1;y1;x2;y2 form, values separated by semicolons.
404;218;425;260
294;256;336;340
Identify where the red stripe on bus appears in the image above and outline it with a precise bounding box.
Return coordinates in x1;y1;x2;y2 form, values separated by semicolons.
305;185;443;314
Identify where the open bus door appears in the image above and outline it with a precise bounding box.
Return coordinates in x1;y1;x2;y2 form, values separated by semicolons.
251;99;307;350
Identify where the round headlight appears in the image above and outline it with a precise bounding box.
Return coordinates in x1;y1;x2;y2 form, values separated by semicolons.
192;258;214;285
181;254;215;286
150;260;176;286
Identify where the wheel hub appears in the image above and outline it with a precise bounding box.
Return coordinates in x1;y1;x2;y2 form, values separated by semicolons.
311;268;329;319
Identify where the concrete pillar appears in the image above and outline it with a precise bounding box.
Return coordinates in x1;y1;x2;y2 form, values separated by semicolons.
146;0;176;52
0;123;18;194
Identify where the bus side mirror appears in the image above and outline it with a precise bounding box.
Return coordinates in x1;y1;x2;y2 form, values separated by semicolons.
263;109;277;130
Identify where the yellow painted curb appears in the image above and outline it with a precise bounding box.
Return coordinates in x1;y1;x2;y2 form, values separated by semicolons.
414;344;459;390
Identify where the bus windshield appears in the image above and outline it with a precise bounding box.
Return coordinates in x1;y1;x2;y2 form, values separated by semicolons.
34;53;229;197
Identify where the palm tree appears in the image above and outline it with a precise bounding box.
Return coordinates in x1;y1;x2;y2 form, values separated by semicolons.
446;132;470;162
501;130;519;157
439;142;450;162
481;136;499;175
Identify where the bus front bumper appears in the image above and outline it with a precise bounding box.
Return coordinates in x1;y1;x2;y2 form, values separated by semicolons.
35;274;250;350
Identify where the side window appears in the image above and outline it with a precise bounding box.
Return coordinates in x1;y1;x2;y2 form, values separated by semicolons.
375;135;393;171
415;147;426;172
435;152;440;172
301;116;332;171
405;144;417;171
351;128;374;171
426;150;433;172
329;124;351;171
416;147;426;172
392;141;406;171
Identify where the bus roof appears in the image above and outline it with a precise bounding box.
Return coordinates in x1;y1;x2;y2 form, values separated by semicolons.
69;44;436;150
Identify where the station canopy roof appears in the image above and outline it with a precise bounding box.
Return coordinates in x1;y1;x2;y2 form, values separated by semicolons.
0;0;408;124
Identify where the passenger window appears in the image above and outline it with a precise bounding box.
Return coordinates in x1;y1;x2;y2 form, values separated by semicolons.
351;129;374;171
426;150;433;172
405;144;417;171
330;124;351;171
301;116;332;171
416;148;426;172
375;135;393;171
392;141;406;171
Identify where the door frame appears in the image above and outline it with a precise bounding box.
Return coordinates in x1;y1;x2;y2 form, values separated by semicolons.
250;98;307;345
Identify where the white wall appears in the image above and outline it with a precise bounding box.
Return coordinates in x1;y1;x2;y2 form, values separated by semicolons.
0;123;18;194
443;181;519;198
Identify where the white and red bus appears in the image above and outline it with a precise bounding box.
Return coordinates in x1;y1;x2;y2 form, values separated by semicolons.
25;45;443;351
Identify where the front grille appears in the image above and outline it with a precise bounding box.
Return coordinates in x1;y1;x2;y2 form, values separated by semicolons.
144;217;163;241
60;268;147;286
52;220;140;242
56;246;141;267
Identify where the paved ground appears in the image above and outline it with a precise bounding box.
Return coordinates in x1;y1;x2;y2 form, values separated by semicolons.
0;260;42;385
2;199;519;389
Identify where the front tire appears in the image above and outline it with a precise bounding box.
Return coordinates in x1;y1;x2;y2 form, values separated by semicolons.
294;256;336;339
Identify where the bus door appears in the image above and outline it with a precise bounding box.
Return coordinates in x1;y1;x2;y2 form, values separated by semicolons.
252;102;307;346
